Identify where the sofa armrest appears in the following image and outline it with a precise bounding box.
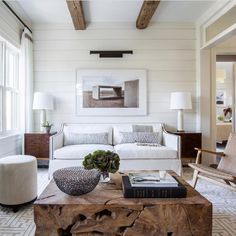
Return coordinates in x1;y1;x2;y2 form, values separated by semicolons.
49;129;63;160
162;131;181;159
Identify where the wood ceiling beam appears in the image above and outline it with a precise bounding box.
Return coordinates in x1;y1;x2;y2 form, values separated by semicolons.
66;0;86;30
136;0;160;29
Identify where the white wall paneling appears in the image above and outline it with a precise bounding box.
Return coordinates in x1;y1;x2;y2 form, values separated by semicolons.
0;135;22;158
33;22;197;132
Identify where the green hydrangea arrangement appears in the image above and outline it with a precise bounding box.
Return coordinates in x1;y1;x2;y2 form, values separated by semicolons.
83;150;120;173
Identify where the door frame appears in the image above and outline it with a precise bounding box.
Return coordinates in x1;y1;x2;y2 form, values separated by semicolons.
211;47;236;149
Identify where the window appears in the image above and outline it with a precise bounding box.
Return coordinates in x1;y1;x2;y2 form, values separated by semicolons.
0;38;20;135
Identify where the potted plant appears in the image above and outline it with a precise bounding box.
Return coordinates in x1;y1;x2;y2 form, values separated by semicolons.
83;150;120;182
42;121;53;134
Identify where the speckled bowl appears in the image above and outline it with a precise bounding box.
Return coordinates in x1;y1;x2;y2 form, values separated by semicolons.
53;167;101;196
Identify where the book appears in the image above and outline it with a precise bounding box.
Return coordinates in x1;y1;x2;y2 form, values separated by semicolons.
122;176;187;198
128;172;178;187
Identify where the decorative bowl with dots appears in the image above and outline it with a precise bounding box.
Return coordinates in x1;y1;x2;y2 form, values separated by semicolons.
53;167;101;196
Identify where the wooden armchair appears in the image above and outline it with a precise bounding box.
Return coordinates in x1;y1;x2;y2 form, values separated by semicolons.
189;132;236;191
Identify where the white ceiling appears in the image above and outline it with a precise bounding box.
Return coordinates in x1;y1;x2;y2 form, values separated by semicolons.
14;0;215;24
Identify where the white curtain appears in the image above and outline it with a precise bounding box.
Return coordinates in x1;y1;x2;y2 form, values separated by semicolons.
20;28;34;133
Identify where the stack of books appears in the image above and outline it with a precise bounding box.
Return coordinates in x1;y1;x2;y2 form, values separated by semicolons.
122;172;187;198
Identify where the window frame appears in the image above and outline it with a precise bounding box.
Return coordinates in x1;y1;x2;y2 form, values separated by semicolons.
0;37;20;136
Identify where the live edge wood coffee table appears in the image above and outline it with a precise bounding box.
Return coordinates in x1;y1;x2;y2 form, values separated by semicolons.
34;171;212;236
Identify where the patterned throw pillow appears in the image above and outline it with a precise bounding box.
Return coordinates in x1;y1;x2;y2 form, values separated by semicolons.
119;132;159;144
64;132;109;145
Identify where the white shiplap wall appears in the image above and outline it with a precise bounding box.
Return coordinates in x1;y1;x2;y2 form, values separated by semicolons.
0;135;22;158
33;22;197;132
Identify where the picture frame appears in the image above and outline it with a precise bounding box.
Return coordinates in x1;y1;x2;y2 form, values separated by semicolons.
216;90;226;106
76;69;147;116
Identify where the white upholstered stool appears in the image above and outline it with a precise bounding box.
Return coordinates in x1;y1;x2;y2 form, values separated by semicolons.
0;155;37;209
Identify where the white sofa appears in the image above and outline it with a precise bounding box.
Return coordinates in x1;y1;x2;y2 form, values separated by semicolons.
49;123;182;178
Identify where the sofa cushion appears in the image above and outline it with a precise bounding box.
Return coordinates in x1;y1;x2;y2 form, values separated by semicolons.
113;124;163;145
63;124;113;145
114;143;177;160
54;144;114;160
64;132;109;145
120;132;159;144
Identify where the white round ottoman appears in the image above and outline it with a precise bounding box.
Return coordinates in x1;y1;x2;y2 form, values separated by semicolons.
0;155;37;208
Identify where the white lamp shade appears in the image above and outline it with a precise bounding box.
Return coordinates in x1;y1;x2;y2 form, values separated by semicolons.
33;92;54;110
170;92;192;110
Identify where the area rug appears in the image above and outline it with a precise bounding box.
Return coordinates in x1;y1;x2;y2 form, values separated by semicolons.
0;168;236;236
195;180;236;236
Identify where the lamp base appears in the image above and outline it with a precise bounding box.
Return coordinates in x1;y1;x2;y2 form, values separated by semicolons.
40;109;46;132
177;109;184;132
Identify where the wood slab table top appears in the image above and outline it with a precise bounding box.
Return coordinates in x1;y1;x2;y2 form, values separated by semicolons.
34;170;212;236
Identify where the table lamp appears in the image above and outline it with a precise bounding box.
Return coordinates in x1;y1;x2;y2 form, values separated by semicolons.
170;92;192;132
33;92;54;131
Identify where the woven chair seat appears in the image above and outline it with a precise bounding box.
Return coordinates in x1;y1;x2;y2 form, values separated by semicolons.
189;163;236;182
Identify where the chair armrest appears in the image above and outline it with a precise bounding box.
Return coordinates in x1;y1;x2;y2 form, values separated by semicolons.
194;148;225;164
49;131;63;160
194;148;225;156
162;131;181;159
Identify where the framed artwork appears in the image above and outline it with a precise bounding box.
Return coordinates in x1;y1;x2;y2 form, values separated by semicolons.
216;90;225;105
76;69;147;116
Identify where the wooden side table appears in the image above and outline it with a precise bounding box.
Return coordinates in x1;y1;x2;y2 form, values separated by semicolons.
24;132;56;167
171;132;202;165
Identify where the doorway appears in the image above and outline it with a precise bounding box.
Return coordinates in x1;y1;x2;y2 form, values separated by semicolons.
215;56;236;153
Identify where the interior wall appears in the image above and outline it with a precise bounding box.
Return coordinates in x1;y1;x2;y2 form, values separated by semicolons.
0;135;22;158
33;22;197;132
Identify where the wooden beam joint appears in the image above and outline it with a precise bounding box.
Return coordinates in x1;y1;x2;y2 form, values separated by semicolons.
66;0;86;30
136;0;160;29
